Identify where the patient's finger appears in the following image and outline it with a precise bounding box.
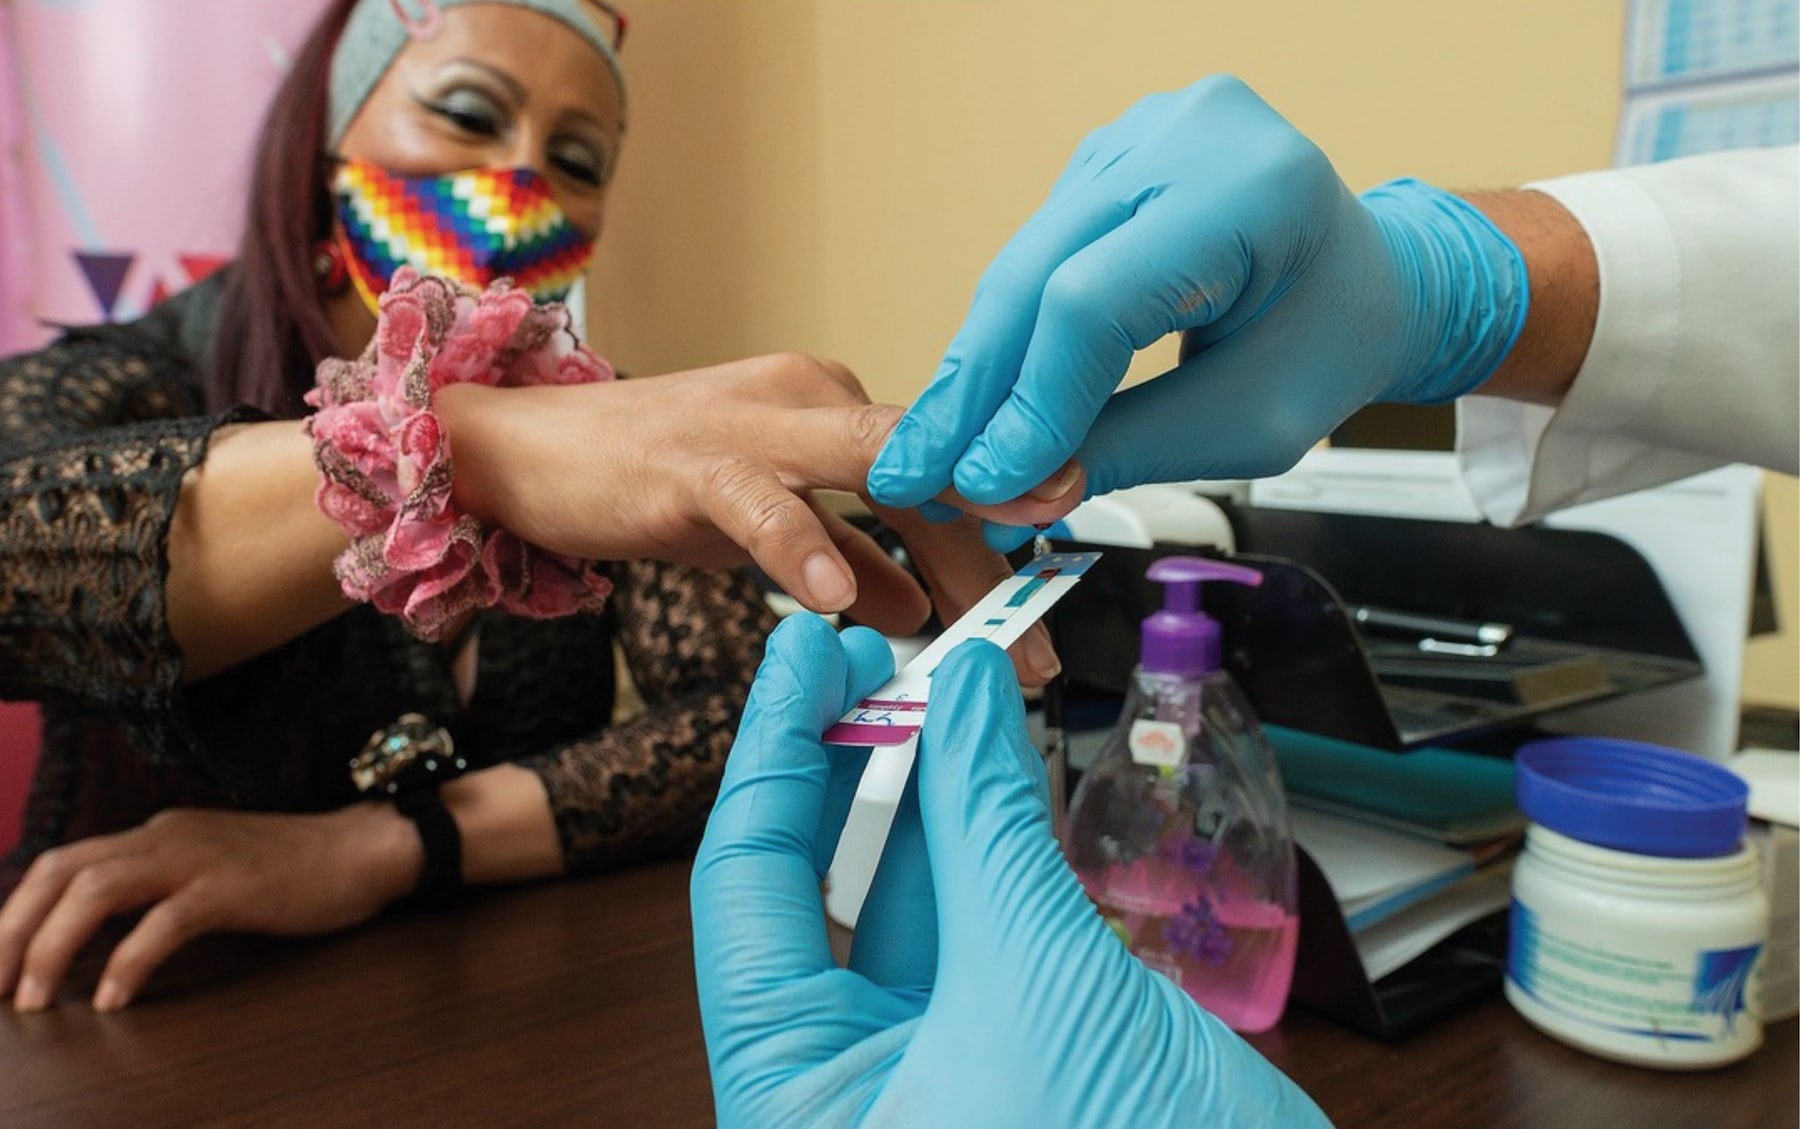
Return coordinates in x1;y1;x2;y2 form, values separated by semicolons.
875;505;1062;687
819;504;931;636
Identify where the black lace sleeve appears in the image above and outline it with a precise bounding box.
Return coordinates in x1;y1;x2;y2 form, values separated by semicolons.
518;560;775;873
0;333;245;713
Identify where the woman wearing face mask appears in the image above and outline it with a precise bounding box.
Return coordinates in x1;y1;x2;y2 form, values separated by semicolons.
0;0;1059;1014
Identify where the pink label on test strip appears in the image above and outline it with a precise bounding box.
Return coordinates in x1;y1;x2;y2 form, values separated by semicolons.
823;699;927;747
822;551;1099;747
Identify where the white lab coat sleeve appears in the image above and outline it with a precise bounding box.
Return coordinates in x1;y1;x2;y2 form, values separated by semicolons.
1456;145;1799;527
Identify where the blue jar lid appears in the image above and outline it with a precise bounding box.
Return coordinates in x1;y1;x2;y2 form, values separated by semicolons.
1515;737;1748;858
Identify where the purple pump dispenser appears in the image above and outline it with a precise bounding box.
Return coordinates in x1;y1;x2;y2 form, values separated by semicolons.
1142;558;1264;676
1060;554;1297;1033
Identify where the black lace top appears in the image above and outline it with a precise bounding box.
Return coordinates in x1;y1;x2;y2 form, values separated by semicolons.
0;277;773;885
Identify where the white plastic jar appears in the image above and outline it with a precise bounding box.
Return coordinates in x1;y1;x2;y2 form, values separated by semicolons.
1505;737;1768;1070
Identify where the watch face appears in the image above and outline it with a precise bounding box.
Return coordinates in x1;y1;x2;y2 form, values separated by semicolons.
350;713;466;795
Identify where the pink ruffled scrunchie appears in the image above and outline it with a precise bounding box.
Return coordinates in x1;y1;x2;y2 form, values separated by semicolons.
305;267;615;641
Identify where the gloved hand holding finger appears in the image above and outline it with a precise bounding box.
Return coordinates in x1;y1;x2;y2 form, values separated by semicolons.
869;74;1526;510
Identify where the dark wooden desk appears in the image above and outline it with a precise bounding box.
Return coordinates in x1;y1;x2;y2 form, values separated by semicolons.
0;861;1792;1128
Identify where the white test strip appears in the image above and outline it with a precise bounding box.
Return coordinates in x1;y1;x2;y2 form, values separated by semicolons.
822;551;1101;747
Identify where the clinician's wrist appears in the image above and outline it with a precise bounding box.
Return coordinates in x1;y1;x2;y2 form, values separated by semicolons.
1360;178;1530;405
1455;189;1598;407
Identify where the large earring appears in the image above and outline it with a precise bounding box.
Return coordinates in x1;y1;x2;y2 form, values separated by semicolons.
314;239;350;296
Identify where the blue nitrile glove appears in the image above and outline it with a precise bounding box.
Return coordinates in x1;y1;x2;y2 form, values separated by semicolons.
869;74;1527;526
691;615;1331;1129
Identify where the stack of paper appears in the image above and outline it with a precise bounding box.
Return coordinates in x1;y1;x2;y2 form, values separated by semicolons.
1750;822;1799;1021
1730;748;1799;1021
1290;808;1516;982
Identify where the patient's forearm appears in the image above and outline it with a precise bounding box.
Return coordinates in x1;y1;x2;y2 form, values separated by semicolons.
354;762;566;900
165;420;350;682
442;763;566;883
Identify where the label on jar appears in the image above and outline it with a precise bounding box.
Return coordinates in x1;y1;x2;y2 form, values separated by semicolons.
1507;900;1764;1047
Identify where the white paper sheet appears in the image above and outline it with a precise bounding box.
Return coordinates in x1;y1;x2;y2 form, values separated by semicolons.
1352;864;1516;982
1289;808;1476;931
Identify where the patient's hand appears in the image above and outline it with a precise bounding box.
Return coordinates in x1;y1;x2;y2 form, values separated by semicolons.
0;805;421;1012
439;351;1075;682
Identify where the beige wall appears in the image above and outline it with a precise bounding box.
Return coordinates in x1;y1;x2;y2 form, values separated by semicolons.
589;0;1796;711
1746;475;1799;709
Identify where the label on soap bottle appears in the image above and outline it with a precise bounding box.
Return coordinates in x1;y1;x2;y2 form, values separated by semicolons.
1129;719;1185;767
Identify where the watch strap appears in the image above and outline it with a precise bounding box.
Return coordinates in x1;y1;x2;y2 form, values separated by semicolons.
393;786;463;912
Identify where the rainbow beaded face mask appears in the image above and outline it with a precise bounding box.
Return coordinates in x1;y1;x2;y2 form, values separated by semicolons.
330;157;597;311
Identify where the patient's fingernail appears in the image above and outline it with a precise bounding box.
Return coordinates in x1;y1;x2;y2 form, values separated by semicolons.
14;974;49;1011
94;980;128;1013
803;552;855;612
1027;464;1081;504
1022;626;1062;682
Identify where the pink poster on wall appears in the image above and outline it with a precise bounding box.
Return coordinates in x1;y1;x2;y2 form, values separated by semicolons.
2;0;332;355
0;2;32;352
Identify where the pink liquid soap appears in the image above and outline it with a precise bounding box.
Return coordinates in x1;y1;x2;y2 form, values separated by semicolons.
1076;854;1298;1033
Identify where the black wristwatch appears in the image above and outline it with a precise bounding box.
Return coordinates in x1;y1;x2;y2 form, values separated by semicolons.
351;713;470;911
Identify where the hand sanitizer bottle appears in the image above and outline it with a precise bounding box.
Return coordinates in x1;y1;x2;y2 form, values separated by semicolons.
1060;557;1299;1033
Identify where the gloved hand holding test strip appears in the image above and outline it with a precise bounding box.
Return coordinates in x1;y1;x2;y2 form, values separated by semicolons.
823;551;1102;747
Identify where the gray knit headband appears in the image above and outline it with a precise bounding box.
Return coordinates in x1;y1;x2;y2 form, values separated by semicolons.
327;0;626;146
